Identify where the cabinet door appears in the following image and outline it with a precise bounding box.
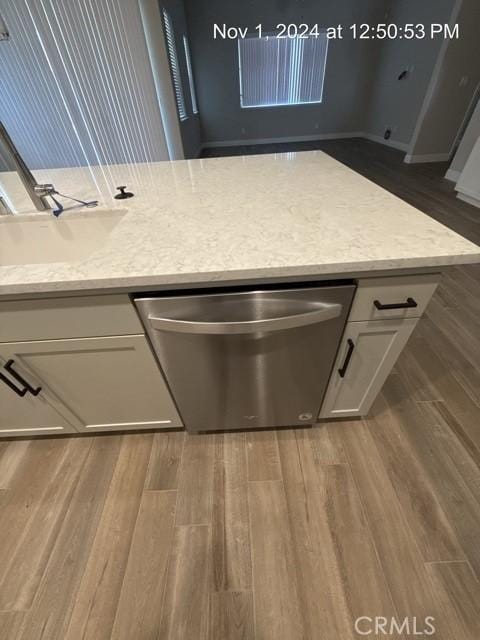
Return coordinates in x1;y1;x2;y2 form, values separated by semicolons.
7;335;183;432
0;355;77;437
319;319;418;419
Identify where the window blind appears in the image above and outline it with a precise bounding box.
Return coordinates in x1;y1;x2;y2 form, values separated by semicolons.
0;0;169;170
238;34;328;108
162;9;187;121
183;35;198;115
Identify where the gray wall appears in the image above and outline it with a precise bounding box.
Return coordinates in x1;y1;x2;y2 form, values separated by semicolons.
408;0;480;157
185;0;462;148
361;0;457;147
0;0;169;171
185;0;388;145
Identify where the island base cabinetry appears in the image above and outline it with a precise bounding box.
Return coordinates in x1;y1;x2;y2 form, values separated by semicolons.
0;276;440;437
0;335;182;437
319;318;418;419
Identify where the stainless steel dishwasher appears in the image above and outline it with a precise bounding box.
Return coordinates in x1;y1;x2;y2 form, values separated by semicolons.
135;283;355;432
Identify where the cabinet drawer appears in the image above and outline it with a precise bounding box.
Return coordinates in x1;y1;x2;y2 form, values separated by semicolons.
0;295;143;343
349;274;440;321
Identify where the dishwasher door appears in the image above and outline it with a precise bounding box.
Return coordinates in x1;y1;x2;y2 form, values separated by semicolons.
135;283;355;432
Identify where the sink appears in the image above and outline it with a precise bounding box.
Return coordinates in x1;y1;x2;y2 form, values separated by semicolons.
0;209;126;266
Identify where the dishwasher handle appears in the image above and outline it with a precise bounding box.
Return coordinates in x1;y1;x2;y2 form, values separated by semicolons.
148;302;342;335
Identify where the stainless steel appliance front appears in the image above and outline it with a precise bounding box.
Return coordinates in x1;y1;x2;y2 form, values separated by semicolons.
135;283;355;432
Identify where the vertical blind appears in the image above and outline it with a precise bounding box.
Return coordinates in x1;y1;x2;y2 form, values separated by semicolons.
183;35;198;115
0;0;168;170
238;34;328;108
162;9;187;122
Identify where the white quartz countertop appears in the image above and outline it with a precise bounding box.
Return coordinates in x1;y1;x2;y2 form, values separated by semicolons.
1;151;479;297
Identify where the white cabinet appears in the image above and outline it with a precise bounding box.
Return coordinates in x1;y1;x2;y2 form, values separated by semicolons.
0;355;77;437
319;318;417;419
319;273;439;420
0;335;183;437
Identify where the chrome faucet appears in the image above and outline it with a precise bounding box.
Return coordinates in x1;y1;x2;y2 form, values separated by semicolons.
0;122;98;216
0;121;51;213
1;21;97;217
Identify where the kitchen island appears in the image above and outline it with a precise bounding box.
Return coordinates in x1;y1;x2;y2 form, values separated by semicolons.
1;150;479;296
0;151;479;437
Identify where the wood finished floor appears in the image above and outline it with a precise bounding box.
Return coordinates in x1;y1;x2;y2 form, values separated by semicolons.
1;140;480;639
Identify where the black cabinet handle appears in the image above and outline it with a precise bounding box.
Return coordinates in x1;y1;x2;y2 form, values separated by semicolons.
0;371;28;397
373;297;418;311
338;339;355;378
4;360;42;396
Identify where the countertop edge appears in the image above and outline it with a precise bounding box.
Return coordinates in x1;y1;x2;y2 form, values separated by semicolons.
2;252;479;299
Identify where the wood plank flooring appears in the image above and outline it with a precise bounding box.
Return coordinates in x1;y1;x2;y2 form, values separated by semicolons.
1;140;480;638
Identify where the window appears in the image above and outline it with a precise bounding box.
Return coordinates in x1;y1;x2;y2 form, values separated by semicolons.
238;34;328;109
162;9;187;121
183;35;198;115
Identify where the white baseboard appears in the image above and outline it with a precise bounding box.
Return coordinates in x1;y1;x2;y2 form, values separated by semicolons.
444;168;461;182
457;192;480;209
201;131;364;149
404;152;451;164
361;133;409;153
200;131;414;155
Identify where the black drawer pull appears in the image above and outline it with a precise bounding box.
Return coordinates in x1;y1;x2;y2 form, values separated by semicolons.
338;339;355;378
373;297;418;311
0;371;28;397
4;360;42;396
